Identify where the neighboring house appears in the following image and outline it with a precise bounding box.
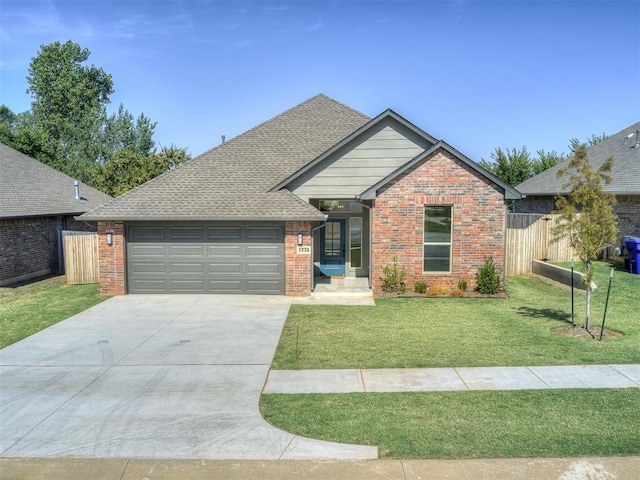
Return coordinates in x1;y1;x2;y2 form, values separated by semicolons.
0;143;113;286
80;94;520;296
516;121;640;243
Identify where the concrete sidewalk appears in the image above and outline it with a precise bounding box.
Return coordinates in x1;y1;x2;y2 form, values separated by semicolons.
264;364;640;394
2;456;640;480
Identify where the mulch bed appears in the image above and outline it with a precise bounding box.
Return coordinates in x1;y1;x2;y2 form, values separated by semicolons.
555;325;622;340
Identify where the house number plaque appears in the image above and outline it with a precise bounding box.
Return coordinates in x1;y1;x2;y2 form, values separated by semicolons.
297;246;311;254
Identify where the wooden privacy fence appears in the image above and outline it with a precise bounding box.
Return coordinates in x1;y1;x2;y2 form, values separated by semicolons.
63;231;99;284
505;213;578;276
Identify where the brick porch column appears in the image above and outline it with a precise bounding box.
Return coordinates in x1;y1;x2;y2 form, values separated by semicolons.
285;221;312;296
98;221;126;295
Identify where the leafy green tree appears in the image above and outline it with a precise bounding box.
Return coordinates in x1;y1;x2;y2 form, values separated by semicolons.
26;40;114;182
96;145;190;197
479;147;535;187
534;149;564;174
569;132;608;155
552;144;617;330
101;104;156;162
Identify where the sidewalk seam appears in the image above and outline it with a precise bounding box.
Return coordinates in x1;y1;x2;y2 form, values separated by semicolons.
360;369;367;392
608;365;640;387
527;366;552;388
453;367;471;390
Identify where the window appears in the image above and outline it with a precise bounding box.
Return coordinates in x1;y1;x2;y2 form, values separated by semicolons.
350;217;362;268
423;206;452;272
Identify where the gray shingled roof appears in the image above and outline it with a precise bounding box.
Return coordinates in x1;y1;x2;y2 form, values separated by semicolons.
0;143;113;219
80;94;370;221
517;121;640;196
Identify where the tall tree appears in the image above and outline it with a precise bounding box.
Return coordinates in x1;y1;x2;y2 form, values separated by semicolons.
479;147;536;187
26;40;114;182
96;145;190;197
552;144;617;330
101;104;156;162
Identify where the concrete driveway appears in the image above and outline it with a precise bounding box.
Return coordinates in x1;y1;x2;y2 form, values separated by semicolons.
0;295;376;459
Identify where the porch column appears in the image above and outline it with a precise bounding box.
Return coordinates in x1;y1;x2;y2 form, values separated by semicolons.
98;221;126;295
285;221;312;296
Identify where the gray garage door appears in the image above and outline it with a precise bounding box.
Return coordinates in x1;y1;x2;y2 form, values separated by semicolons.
126;224;285;294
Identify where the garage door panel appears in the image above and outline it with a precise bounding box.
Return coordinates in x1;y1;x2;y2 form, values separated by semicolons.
129;227;165;242
130;279;169;292
245;245;282;257
246;263;282;274
208;280;244;293
169;279;207;292
127;224;284;294
169;245;204;257
131;262;166;274
208;263;243;274
246;280;284;294
130;245;166;257
170;263;206;274
169;227;205;241
246;227;282;241
208;245;242;257
207;227;243;241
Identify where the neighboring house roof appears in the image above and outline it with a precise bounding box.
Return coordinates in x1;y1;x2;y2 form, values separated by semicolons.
516;121;640;196
0;143;113;219
80;94;518;222
80;94;370;222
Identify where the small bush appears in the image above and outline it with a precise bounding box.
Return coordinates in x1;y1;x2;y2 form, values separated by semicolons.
414;282;428;294
450;288;464;297
426;283;451;296
476;256;501;294
381;256;406;294
457;279;468;292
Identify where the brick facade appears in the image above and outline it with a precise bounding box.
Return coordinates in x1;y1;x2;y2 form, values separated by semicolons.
0;215;97;287
371;148;507;292
285;221;312;296
98;221;126;295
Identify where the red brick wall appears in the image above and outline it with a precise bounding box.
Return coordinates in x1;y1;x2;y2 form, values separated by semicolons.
285;221;312;296
372;148;507;292
98;221;125;295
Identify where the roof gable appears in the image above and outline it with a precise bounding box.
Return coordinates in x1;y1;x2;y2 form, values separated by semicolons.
517;121;640;196
271;109;437;192
0;143;112;219
360;141;522;200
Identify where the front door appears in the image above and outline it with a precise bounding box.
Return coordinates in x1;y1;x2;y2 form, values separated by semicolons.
319;219;345;276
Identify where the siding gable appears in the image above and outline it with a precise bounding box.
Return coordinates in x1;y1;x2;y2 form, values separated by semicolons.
288;117;431;201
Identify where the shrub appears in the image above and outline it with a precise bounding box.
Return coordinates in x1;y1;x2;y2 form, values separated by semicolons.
414;282;428;294
476;256;501;294
426;283;451;296
450;288;464;297
381;256;406;294
457;279;468;292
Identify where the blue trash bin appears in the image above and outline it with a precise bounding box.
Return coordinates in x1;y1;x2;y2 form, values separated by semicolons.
624;238;640;275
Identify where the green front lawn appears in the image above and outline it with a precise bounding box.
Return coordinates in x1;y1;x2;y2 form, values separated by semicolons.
261;389;640;458
0;275;108;348
272;262;640;369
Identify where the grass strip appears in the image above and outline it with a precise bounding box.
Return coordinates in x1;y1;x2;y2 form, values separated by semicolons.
261;389;640;458
0;276;108;348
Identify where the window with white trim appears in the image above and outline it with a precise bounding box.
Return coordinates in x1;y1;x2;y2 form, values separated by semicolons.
423;205;452;272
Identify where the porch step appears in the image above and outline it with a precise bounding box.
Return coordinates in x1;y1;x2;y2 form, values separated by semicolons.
293;277;375;306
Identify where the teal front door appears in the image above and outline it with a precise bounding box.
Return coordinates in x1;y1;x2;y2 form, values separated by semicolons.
319;219;345;276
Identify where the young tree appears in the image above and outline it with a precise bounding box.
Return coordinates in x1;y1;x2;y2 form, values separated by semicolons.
552;144;617;330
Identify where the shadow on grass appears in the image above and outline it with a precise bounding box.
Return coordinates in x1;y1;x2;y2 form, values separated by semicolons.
516;306;572;323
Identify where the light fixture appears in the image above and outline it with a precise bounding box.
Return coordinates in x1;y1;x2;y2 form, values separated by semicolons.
106;232;113;246
297;233;303;245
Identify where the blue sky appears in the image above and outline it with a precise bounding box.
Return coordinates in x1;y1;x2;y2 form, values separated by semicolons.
1;0;639;162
